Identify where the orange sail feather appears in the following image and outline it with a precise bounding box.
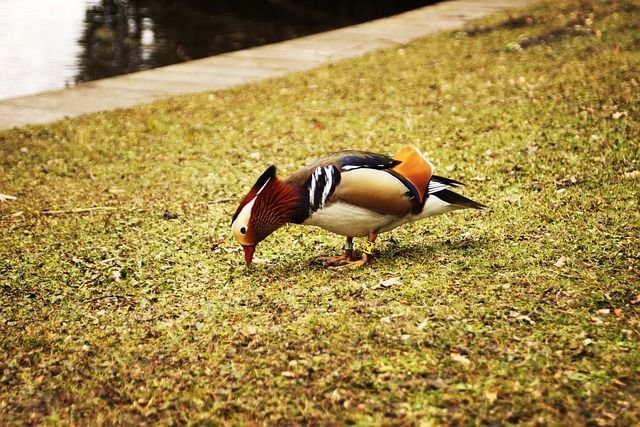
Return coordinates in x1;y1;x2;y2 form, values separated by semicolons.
391;146;433;204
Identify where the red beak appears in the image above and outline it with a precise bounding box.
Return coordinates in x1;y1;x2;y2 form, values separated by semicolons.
242;245;256;266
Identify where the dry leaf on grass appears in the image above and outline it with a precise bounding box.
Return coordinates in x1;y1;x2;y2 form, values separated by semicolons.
510;311;536;325
372;277;401;290
484;390;498;404
427;378;448;390
380;311;407;324
451;352;471;366
612;378;627;387
417;318;429;331
553;256;567;267
350;283;368;297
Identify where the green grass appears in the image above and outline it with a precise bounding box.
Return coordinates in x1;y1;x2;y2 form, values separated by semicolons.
1;0;639;425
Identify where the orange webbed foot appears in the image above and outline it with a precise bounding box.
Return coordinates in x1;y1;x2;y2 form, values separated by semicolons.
319;234;377;269
317;249;357;267
333;253;371;269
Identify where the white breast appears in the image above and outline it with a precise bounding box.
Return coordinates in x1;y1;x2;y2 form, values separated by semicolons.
302;202;400;237
302;194;464;237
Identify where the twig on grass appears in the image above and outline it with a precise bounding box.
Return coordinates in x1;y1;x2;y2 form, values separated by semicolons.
195;198;234;205
88;294;134;303
42;207;116;215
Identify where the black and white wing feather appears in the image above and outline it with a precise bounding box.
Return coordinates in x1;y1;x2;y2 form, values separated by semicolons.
429;175;486;209
308;165;341;212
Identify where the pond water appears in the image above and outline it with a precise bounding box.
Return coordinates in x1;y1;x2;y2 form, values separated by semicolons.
0;0;436;101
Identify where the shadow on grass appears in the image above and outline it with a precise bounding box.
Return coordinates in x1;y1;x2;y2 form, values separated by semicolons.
382;235;489;259
249;234;491;276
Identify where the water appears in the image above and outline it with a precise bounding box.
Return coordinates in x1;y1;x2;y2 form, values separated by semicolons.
0;0;435;101
0;0;97;100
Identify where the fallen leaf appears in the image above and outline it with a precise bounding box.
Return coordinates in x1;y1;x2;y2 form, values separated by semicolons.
612;378;627;387
0;194;17;203
566;371;589;381
613;309;622;317
372;277;401;290
281;371;295;378
350;283;368;297
553;256;567;267
591;316;604;325
330;389;343;402
507;195;523;203
510;311;536;325
417;318;429;331
427;378;448;390
484;390;498;404
380;311;407;324
451;352;471;365
597;308;611;316
623;170;639;179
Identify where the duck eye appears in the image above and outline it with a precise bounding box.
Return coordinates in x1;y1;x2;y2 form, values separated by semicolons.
240;226;247;234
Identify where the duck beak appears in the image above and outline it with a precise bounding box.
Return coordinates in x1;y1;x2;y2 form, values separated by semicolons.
242;245;256;266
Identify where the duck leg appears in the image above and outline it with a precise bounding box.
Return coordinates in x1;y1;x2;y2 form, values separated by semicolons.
340;233;378;269
318;237;357;266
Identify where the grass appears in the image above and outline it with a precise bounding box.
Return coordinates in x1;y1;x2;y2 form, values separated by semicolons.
1;0;639;425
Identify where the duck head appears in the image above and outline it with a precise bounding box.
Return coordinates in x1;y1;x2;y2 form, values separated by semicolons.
231;166;303;265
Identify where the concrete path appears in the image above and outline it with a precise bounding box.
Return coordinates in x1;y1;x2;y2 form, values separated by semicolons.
0;0;535;130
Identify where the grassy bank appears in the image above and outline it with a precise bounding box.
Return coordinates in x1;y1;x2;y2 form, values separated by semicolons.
1;0;639;425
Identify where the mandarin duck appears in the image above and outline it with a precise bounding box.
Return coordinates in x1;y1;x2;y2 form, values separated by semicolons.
231;146;485;268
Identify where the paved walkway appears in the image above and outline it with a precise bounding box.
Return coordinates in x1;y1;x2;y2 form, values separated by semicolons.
0;0;535;130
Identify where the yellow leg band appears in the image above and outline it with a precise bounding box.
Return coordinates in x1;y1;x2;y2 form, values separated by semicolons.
363;241;376;255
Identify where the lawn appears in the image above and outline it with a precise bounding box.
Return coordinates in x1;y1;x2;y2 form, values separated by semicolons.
1;0;639;425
